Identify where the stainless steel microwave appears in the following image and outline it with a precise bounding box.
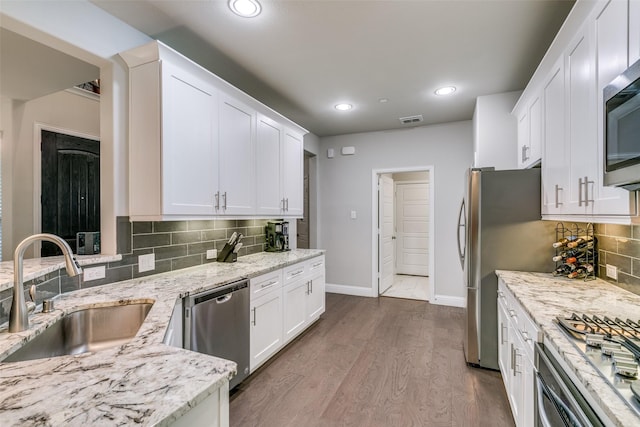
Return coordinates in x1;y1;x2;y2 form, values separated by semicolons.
603;59;640;191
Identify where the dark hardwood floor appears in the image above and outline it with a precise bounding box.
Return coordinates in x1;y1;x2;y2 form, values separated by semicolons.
230;293;515;427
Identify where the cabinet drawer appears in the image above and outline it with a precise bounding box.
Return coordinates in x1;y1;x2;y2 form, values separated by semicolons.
307;256;325;275
283;262;307;286
250;270;283;301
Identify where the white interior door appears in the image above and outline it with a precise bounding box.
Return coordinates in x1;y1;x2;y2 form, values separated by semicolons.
395;182;429;276
379;175;394;294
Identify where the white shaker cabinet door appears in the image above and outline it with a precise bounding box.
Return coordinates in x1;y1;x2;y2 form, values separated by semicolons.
161;60;219;216
566;26;598;215
256;114;284;215
306;271;325;322
542;59;568;215
218;94;256;215
250;288;283;372
282;130;304;217
283;279;308;343
594;0;638;216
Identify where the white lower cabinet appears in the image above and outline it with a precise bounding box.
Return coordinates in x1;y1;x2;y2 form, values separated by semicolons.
249;283;283;372
283;278;309;342
498;279;536;427
249;256;325;373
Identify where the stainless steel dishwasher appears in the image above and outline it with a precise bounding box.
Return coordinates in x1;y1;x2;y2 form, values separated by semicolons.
183;278;249;389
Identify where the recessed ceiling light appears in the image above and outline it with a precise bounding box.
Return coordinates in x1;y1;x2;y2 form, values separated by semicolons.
335;103;353;111
435;86;456;96
229;0;262;17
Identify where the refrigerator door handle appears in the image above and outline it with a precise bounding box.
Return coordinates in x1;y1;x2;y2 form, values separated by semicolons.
457;199;466;268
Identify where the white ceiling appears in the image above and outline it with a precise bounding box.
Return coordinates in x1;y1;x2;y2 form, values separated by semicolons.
2;1;575;137
90;0;574;136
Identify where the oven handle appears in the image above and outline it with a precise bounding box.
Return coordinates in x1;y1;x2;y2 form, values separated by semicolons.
536;370;587;427
536;374;554;427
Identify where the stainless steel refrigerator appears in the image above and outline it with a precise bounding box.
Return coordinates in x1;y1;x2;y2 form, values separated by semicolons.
457;168;555;370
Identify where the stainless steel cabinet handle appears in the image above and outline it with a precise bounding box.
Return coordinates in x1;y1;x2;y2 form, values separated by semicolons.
584;176;594;207
521;145;530;162
222;191;227;210
289;270;304;278
510;344;515;372
306;281;310;294
285;198;289;211
215;191;220;210
252;307;256;326
578;177;584;206
513;349;522;376
282;198;286;211
554;184;563;208
261;280;278;289
312;262;323;268
521;330;532;342
508;309;517;319
501;323;507;344
310;280;313;293
497;290;504;298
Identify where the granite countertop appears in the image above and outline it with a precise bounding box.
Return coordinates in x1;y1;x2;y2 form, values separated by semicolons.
0;249;324;426
496;270;640;427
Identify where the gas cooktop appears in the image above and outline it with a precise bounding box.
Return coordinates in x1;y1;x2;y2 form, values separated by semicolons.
557;313;640;417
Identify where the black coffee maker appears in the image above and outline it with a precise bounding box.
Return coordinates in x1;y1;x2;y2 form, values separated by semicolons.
265;221;290;252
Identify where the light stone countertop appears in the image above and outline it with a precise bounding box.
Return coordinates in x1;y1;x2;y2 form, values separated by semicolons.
0;249;324;426
496;270;640;427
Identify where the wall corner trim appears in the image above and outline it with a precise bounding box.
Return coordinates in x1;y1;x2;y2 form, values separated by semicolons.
325;283;377;298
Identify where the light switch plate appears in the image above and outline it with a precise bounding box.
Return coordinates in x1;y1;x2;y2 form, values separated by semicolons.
139;253;155;273
606;264;618;280
83;265;106;282
206;249;218;259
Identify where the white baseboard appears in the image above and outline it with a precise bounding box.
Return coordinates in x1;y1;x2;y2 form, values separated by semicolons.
431;295;465;308
325;283;376;298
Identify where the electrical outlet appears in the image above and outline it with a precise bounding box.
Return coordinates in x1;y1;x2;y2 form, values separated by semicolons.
206;249;218;259
83;265;106;282
138;253;155;273
606;264;618;280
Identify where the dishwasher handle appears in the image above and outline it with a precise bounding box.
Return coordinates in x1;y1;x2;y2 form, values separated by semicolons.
216;294;233;304
187;278;249;306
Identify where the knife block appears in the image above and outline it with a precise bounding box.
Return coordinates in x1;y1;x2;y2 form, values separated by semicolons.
217;243;238;263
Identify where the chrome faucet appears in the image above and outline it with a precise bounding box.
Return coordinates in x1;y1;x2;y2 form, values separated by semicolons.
9;233;82;333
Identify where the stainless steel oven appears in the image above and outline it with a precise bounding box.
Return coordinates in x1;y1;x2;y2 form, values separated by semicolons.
535;343;605;427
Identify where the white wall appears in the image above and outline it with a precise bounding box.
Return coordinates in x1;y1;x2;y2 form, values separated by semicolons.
318;121;473;305
1;91;100;259
1;0;152;255
473;91;521;170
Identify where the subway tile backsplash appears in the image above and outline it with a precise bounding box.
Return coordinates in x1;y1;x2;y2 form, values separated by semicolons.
594;223;640;296
0;218;271;325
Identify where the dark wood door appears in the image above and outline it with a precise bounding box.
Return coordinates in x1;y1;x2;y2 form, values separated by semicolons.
41;130;100;256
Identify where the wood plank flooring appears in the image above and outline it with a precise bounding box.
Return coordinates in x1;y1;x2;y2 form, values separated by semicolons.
230;293;515;427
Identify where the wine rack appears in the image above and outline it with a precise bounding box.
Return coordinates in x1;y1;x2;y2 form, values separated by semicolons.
552;223;597;281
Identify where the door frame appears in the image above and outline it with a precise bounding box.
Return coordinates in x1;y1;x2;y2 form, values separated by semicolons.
33;123;99;256
371;165;435;300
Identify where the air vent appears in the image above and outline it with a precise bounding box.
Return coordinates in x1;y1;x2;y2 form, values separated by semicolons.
399;115;423;125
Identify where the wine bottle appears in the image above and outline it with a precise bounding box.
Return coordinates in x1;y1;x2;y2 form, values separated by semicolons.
553;264;573;276
552;237;573;248
567;268;585;279
566;235;595;249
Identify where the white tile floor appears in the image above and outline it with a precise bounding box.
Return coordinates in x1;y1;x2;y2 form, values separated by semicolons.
381;274;429;301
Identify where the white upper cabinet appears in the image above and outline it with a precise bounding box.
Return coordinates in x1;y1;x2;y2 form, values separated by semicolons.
594;0;638;216
218;94;256;215
256;114;284;215
127;56;219;220
541;58;567;216
282;130;304;216
566;24;597;216
516;0;638;223
515;94;542;169
121;41;307;220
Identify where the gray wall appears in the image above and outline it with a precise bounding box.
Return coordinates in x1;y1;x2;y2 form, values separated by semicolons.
318;121;473;304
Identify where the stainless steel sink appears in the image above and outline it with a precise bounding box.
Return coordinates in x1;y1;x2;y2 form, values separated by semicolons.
3;302;153;363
